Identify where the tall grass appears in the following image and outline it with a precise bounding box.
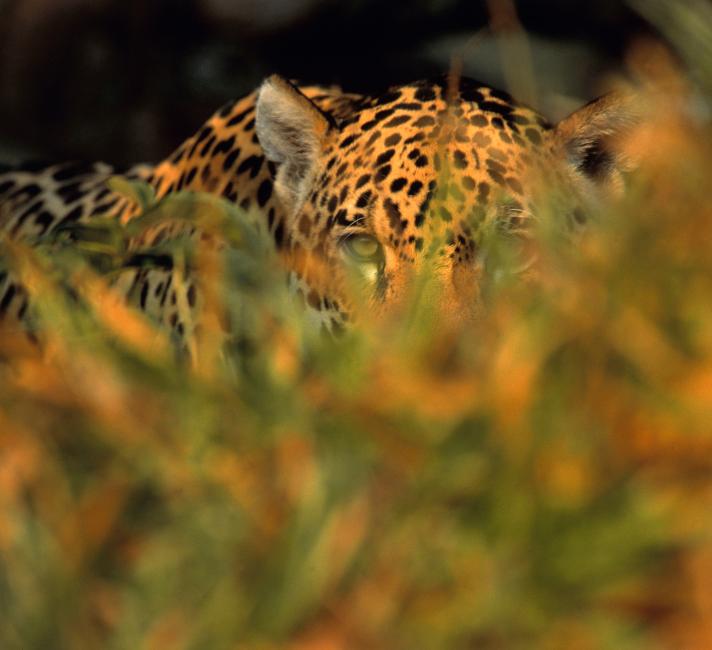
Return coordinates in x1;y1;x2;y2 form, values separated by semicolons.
2;5;712;648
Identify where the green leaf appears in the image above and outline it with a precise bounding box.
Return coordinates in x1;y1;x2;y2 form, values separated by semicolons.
107;176;157;212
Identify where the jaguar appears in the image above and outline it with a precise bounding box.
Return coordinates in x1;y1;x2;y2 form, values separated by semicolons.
0;74;636;345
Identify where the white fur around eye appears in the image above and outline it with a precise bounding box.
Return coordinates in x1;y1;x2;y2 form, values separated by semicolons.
359;262;379;285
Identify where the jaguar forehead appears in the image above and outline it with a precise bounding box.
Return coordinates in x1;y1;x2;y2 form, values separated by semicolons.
302;78;550;259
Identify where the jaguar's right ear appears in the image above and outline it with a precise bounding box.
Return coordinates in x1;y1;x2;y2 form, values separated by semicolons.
256;75;335;212
552;92;641;194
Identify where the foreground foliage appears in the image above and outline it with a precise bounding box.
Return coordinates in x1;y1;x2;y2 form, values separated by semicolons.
1;6;712;649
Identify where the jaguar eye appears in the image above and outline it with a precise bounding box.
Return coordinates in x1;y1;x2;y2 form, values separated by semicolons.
341;234;382;263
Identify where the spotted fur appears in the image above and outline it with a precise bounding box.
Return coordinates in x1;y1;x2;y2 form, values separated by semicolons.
0;75;636;342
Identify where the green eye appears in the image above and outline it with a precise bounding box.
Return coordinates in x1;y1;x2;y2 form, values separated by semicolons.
341;234;382;263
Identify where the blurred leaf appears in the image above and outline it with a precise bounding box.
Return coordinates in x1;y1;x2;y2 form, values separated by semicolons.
107;177;156;213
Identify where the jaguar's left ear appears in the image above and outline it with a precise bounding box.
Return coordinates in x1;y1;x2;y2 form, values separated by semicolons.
552;92;640;192
256;75;335;212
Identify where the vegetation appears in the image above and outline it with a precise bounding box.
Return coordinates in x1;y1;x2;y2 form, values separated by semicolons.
1;3;712;648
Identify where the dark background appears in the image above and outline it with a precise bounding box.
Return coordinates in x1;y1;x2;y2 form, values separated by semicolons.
0;0;655;166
